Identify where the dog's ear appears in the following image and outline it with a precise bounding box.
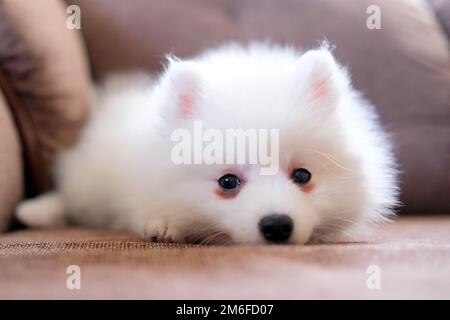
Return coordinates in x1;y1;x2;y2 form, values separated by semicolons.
164;59;202;119
295;49;344;108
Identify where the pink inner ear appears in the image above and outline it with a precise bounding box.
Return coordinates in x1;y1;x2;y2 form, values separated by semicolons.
312;78;327;101
179;94;195;118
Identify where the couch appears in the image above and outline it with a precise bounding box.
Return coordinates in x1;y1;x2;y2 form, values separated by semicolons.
0;0;449;299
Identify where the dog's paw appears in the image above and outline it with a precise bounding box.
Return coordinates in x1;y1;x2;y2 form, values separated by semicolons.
16;192;66;227
143;219;185;243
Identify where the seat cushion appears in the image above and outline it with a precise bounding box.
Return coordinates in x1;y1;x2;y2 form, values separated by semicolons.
0;0;90;193
1;217;449;299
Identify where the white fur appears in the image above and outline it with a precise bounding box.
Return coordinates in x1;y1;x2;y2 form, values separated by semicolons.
16;43;399;244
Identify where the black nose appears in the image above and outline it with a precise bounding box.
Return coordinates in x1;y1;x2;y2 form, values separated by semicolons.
259;214;293;243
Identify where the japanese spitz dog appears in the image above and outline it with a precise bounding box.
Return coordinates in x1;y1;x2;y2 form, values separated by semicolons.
16;43;398;245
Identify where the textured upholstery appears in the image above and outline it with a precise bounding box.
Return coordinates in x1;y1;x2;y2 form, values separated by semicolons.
1;217;449;299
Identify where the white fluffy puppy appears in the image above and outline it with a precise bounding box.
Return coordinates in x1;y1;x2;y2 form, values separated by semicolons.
16;43;398;245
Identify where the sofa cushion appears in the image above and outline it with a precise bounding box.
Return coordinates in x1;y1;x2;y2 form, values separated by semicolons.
0;88;22;232
72;0;450;214
0;0;90;194
0;217;449;299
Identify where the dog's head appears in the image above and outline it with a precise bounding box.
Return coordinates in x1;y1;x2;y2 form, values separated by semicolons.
152;44;398;244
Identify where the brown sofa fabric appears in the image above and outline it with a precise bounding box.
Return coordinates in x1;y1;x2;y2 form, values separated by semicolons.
72;0;450;214
1;217;449;299
0;0;91;194
0;88;22;232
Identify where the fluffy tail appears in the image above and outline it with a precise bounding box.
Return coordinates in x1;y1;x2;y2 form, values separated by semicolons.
16;192;66;227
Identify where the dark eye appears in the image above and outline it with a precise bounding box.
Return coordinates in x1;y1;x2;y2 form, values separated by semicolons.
291;168;311;185
218;174;241;191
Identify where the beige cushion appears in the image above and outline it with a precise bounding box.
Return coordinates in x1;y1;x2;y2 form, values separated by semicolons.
0;0;90;193
0;88;22;232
